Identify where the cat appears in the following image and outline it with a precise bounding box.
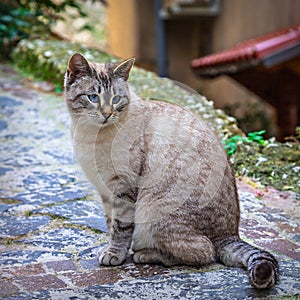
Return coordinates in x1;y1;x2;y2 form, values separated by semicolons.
64;53;279;289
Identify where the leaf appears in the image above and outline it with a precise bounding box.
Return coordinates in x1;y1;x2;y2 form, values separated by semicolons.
282;185;294;190
257;130;266;135
79;24;93;32
0;15;13;23
0;24;8;32
15;19;31;28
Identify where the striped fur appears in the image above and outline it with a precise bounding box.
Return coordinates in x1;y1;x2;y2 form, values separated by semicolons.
64;53;279;289
215;237;279;288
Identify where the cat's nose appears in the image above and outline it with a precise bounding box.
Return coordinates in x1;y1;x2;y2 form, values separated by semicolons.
102;112;112;119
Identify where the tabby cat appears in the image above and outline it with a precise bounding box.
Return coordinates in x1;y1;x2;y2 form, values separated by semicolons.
64;53;279;289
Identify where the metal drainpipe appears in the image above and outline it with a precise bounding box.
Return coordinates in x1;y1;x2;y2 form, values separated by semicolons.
155;0;167;77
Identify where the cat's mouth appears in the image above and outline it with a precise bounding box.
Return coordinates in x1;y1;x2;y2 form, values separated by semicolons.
102;113;112;124
98;114;119;127
85;112;115;126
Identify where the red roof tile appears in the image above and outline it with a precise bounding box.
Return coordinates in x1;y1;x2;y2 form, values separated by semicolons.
191;24;300;72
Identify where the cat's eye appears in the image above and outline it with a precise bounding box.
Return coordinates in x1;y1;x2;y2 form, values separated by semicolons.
88;94;99;103
112;95;121;104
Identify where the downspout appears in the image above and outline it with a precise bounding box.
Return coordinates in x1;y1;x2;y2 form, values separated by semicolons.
155;0;167;77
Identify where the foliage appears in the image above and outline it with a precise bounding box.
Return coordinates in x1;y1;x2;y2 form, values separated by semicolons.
224;130;299;193
233;138;300;194
0;0;90;60
12;39;114;89
223;130;266;156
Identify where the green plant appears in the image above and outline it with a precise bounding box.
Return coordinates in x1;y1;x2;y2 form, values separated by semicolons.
0;0;92;60
0;6;34;58
12;39;113;89
224;130;266;156
232;137;300;193
246;130;266;145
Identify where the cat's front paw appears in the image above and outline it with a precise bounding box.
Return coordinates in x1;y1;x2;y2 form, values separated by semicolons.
99;248;126;266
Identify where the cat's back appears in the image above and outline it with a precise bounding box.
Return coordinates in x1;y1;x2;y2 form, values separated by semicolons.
128;96;232;199
129;95;212;137
129;97;220;154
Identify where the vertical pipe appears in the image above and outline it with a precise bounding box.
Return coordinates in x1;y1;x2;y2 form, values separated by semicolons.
155;0;167;77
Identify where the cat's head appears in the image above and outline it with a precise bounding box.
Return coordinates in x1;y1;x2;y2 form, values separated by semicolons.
64;53;135;126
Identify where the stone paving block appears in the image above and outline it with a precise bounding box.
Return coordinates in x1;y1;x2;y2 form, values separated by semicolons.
0;95;22;108
0;250;72;266
67;216;108;233
46;260;77;273
119;262;171;279
15;274;67;292
17;227;102;252
12;187;88;206
0;203;10;213
0;166;12;175
238;191;300;260
78;246;102;271
6;263;46;276
0;119;8;131
78;245;102;259
7;167;89;206
0;216;50;237
64;269;123;287
35;200;108;232
262;238;300;260
240;219;280;240
0;280;20;298
80;258;100;271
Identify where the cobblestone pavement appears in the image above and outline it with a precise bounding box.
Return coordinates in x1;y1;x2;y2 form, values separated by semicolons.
0;64;299;299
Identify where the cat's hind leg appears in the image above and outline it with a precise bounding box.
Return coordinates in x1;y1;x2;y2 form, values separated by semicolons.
133;235;216;267
162;234;216;266
133;249;177;266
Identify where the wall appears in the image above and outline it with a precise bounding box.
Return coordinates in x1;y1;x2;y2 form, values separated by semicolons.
106;0;157;69
106;0;300;135
106;0;139;59
211;0;300;52
203;0;300;106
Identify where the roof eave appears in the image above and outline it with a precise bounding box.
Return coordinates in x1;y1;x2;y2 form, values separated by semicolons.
193;59;260;78
261;43;300;68
193;43;300;78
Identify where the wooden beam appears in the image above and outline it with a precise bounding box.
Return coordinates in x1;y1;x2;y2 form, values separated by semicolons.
231;66;300;139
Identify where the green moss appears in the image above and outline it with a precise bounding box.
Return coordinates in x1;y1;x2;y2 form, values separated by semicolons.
5;238;15;245
233;140;300;194
0;197;22;205
12;39;114;88
24;210;33;217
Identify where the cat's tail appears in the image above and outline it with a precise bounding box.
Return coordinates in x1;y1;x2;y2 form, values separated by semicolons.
215;236;279;289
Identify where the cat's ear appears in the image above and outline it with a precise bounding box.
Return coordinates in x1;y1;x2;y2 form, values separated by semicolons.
67;53;91;76
113;57;135;81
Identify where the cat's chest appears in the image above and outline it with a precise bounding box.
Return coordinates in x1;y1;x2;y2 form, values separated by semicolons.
73;125;118;187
